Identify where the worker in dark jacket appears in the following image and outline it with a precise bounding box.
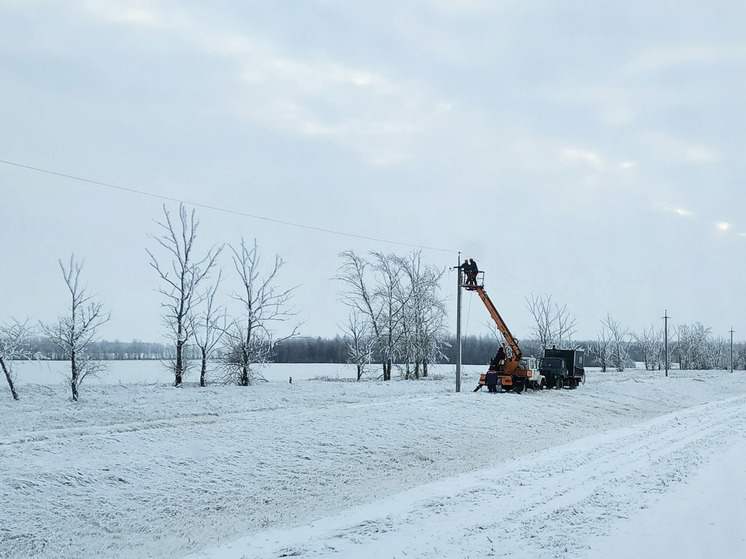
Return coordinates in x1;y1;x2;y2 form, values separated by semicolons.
485;371;499;392
466;258;478;286
457;259;470;284
491;343;506;371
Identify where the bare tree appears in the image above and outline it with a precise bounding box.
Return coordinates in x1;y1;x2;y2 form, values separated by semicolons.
555;302;577;348
525;293;553;350
336;251;386;379
337;250;446;380
394;251;447;379
0;318;34;400
193;271;226;387
41;256;109;401
592;328;612;372
735;342;746;371
369;251;409;380
601;313;629;371
147;203;222;386
525;293;577;352
677;322;712;370
222;238;298;386
711;335;730;370
634;325;663;370
340;310;374;380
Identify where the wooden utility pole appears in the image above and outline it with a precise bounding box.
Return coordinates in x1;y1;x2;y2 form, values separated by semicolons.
663;310;669;377
730;327;734;373
456;252;462;393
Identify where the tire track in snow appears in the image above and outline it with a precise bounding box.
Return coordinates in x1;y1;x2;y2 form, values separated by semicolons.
0;410;259;445
1;395;438;446
188;394;746;559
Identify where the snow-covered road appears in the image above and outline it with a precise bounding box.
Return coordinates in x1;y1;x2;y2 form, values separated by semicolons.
2;364;745;559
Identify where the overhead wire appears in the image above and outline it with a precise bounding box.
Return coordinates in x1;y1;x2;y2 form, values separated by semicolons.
0;158;457;254
1;157;609;324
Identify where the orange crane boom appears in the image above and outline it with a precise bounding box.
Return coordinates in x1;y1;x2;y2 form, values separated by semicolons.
473;285;522;363
464;274;535;392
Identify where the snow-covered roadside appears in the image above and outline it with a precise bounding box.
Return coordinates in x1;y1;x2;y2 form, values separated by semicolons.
2;365;745;559
185;392;746;559
583;438;746;559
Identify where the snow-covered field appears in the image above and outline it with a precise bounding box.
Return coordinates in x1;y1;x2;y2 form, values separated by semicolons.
2;362;746;559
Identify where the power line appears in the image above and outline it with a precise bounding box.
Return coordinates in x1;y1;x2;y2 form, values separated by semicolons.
0;158;456;254
0;157;628;329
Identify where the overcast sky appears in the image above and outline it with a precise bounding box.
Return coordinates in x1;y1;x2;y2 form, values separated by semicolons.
2;0;745;345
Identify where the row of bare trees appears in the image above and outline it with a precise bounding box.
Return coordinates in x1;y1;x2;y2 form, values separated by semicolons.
147;204;298;388
336;250;448;380
1;203;298;401
520;294;741;372
591;316;742;372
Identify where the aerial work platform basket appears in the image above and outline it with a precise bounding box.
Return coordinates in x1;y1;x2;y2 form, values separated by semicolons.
460;270;484;291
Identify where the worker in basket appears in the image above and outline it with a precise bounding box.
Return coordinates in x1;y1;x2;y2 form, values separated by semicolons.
457;259;470;282
455;258;478;287
490;343;507;372
467;258;478;286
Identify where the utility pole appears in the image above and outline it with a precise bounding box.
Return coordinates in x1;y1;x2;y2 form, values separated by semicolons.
730;327;734;374
663;310;669;377
455;252;462;393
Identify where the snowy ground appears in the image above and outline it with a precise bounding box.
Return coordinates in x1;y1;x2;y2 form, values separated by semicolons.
2;362;746;559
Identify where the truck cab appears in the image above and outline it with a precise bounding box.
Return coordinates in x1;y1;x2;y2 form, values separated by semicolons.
519;356;545;389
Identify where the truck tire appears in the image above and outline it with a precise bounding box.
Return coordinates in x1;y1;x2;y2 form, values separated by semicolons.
555;377;564;389
513;378;524;394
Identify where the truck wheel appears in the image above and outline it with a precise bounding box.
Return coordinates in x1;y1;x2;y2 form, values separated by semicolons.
555;377;563;389
513;378;524;394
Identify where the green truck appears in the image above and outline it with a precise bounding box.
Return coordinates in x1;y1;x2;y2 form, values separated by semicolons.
539;348;585;389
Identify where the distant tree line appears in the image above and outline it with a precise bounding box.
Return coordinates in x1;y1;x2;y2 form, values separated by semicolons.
19;334;547;366
273;336;348;363
274;334;540;366
24;337;179;361
586;317;746;372
10;335;476;365
18;329;746;372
